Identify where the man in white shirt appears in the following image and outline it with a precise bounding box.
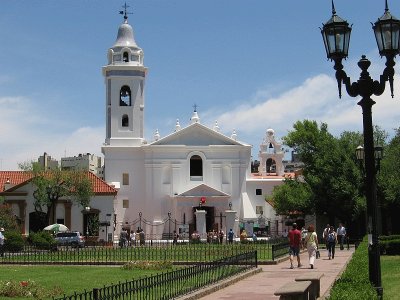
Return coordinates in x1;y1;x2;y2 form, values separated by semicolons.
0;228;5;257
337;223;346;250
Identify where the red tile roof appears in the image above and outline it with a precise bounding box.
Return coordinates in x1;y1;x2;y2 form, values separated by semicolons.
0;171;117;195
250;173;295;179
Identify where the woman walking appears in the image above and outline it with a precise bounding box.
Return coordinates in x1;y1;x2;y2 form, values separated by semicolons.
305;224;319;269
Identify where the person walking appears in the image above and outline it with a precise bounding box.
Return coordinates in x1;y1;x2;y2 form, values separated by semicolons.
327;226;337;259
218;230;224;244
337;223;346;250
0;228;5;257
304;224;319;269
322;224;330;250
288;223;302;269
301;227;308;249
119;229;128;248
173;230;178;245
228;229;234;244
139;228;145;246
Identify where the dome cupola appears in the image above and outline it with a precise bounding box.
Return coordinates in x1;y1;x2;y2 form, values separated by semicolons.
107;4;144;66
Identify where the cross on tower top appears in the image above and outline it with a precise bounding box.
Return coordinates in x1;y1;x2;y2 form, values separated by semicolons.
119;2;133;21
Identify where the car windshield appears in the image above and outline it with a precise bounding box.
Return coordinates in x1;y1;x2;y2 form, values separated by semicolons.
56;232;77;237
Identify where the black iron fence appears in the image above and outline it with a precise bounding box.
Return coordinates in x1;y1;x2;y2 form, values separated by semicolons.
271;240;289;261
53;251;257;300
0;239;288;264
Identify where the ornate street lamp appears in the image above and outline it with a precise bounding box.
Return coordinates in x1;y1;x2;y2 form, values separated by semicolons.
356;145;384;173
321;1;399;298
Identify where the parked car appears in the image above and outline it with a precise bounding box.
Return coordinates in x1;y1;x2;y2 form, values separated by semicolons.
55;232;85;248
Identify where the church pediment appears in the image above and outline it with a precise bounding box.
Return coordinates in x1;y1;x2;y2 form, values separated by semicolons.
177;183;230;198
150;123;248;147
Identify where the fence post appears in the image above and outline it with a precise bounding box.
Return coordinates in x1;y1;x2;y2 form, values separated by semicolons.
93;288;99;300
255;250;258;268
272;244;275;261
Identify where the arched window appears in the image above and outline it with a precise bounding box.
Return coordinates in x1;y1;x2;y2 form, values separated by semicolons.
190;155;203;180
120;86;131;106
122;114;129;127
266;158;276;173
123;52;129;62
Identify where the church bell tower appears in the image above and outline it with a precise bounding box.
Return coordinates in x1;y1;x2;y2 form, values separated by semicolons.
102;7;147;147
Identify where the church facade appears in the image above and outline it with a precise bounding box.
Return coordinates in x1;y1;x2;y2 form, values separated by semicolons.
102;14;289;240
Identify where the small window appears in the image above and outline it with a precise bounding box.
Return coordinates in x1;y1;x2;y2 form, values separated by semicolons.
122;173;129;185
122;115;129;127
123;199;129;208
120;86;131;106
256;189;262;195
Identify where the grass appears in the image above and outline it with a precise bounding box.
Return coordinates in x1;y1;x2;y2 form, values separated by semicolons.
381;255;400;300
0;265;159;300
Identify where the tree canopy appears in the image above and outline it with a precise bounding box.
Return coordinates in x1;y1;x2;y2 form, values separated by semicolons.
280;120;363;225
18;162;94;225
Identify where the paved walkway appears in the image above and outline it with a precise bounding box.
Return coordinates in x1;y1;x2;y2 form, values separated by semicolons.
199;247;354;300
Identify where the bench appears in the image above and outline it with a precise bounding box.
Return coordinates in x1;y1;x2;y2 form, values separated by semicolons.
274;280;312;300
295;272;324;300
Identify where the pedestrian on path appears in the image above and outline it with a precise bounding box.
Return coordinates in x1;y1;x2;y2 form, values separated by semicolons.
288;223;302;269
0;228;5;257
337;223;346;250
304;224;319;269
327;226;337;259
322;223;330;250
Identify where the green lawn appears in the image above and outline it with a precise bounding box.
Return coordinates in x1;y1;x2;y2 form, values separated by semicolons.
381;255;400;300
0;265;158;299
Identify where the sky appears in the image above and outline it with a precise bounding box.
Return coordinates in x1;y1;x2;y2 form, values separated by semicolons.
1;0;400;170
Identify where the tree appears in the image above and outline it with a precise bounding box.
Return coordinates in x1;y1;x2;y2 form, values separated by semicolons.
18;161;94;225
0;204;19;231
283;120;363;227
377;128;400;234
267;176;313;217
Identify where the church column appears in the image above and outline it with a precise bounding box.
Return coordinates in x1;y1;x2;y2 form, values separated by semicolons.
225;209;237;236
195;209;207;239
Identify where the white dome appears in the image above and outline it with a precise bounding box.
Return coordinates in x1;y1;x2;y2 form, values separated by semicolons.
113;21;138;48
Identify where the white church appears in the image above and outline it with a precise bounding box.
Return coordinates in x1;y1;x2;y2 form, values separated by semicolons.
101;12;291;240
0;11;296;242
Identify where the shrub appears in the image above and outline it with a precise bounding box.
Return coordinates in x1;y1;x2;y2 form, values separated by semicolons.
380;239;400;255
27;231;57;250
4;230;24;252
0;280;63;299
327;237;377;300
121;260;173;270
380;235;400;241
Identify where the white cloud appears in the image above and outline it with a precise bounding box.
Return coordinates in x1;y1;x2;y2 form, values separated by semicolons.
204;72;400;149
0;96;104;170
2;70;399;170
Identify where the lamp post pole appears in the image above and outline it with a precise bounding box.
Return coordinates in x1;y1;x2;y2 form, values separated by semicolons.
321;1;400;298
85;206;90;238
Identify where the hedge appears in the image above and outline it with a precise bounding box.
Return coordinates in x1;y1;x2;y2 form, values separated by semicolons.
327;237;377;300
